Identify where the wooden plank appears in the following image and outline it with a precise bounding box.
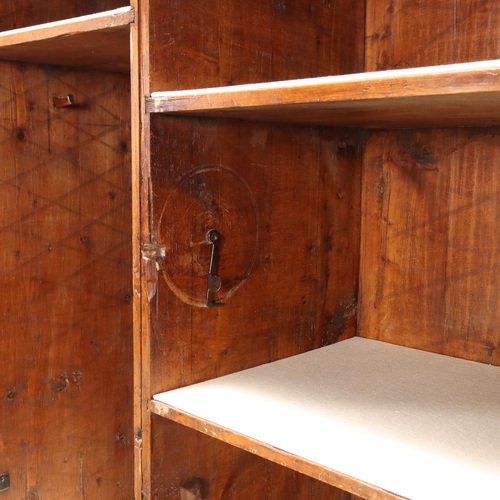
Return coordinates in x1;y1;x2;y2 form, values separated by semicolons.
365;0;500;71
359;128;500;366
0;1;127;31
146;60;500;128
0;7;133;72
152;337;500;499
148;0;365;91
150;416;357;500
148;116;361;394
129;0;146;498
0;62;133;499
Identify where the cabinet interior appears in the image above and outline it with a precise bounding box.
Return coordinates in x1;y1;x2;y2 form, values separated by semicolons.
0;1;498;499
143;1;499;499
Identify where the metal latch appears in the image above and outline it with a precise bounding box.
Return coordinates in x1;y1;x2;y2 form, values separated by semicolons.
0;472;10;492
206;229;223;307
141;243;166;269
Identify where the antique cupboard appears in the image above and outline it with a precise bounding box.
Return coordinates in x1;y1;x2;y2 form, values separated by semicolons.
0;1;498;499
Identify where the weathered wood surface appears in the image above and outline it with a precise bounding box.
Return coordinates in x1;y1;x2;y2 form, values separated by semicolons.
147;60;500;128
0;62;133;499
148;116;362;393
0;0;127;31
366;0;499;70
360;128;500;366
0;7;133;73
148;0;365;91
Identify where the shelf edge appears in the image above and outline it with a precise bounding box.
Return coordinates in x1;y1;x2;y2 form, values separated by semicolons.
149;399;404;500
0;6;134;49
145;59;500;118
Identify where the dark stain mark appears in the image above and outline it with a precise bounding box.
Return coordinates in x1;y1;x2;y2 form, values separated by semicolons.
376;176;385;200
19;439;29;448
15;250;21;260
305;242;315;255
32;199;38;209
122;293;132;305
387;4;395;13
120;141;128;153
323;235;333;252
181;477;208;499
79;235;92;250
15;128;26;141
108;191;117;200
115;432;128;446
321;299;357;346
400;136;439;170
336;140;358;157
28;101;36;112
6;388;16;401
96;477;103;487
484;341;495;357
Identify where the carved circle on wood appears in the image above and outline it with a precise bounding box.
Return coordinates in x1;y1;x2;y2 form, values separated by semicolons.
157;165;259;308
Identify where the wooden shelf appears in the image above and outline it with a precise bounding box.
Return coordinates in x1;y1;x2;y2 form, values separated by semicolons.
152;337;500;499
147;60;500;128
0;7;133;73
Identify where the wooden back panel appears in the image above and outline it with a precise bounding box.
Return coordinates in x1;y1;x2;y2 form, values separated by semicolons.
0;63;133;498
148;0;365;91
366;0;499;70
0;0;127;31
360;0;499;365
148;117;362;394
359;129;500;366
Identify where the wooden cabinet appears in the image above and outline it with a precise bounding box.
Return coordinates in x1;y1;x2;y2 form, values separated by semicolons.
0;4;134;499
0;1;498;499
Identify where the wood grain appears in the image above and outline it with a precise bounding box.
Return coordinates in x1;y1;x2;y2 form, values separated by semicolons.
148;116;362;394
0;62;133;499
0;0;127;31
359;128;500;366
0;7;133;73
147;60;500;128
148;0;365;91
366;0;500;70
150;415;374;500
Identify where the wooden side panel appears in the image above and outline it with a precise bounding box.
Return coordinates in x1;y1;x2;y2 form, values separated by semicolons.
151;416;355;500
0;63;133;498
0;0;128;31
359;128;500;366
148;117;362;393
148;0;365;91
366;0;500;70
